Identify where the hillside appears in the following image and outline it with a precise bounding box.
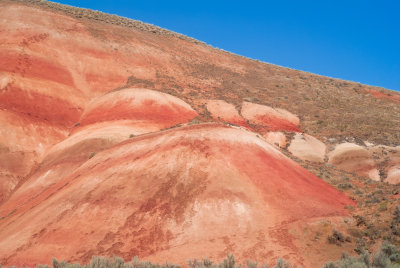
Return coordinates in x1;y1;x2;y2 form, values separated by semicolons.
0;1;400;267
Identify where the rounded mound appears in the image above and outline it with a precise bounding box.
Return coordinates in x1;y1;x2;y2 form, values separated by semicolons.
205;100;248;127
78;88;198;132
0;124;354;267
288;133;326;163
387;166;400;184
241;102;300;132
328;143;378;180
1;123;147;212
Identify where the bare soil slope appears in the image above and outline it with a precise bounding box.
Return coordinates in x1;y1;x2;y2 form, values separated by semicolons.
0;124;354;267
0;1;399;267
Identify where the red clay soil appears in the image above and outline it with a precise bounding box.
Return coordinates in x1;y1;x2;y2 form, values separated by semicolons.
0;1;377;267
241;102;300;132
0;85;82;127
0;124;354;267
328;143;379;181
362;89;400;102
205;99;250;128
78;88;198;130
0;49;75;87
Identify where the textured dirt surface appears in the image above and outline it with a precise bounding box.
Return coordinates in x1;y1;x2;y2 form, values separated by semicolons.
0;124;354;267
241;102;300;133
328;143;377;180
325;143;400;183
288;133;326;163
387;166;400;184
77;87;198;133
205;99;249;128
1;1;400;267
263;132;287;148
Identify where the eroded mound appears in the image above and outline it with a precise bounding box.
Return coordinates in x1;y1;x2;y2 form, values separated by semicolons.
328;143;379;181
263;131;287;148
288;133;326;163
205;99;248;127
241;102;300;132
0;124;354;267
0;109;69;203
77;88;198;133
2;1;400;267
387;166;400;184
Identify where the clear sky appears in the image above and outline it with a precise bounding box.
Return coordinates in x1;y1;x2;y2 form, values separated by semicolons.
52;0;400;92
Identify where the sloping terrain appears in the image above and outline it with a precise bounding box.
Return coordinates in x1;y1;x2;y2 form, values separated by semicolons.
0;123;354;267
0;0;400;267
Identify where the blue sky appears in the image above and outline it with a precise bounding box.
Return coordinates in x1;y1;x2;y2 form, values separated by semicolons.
52;0;400;91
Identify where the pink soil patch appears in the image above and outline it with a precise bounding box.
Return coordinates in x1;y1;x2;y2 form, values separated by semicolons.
328;143;376;180
263;131;287;148
367;169;381;182
205;100;248;127
241;101;300;132
0;49;74;87
0;124;354;267
0;85;82;127
288;133;326;162
386;166;400;184
1;123;143;211
0;110;68;203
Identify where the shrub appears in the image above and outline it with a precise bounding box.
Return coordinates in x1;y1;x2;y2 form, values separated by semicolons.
328;229;346;245
222;254;236;268
354;238;367;254
393;206;400;224
324;242;400;268
51;256;180;268
355;215;367;227
10;244;400;268
245;260;258;268
348;228;363;238
274;259;292;268
323;252;370;268
372;251;391;268
45;254;301;268
392;206;400;236
188;258;214;268
354;189;364;196
381;243;400;264
379;202;388;211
